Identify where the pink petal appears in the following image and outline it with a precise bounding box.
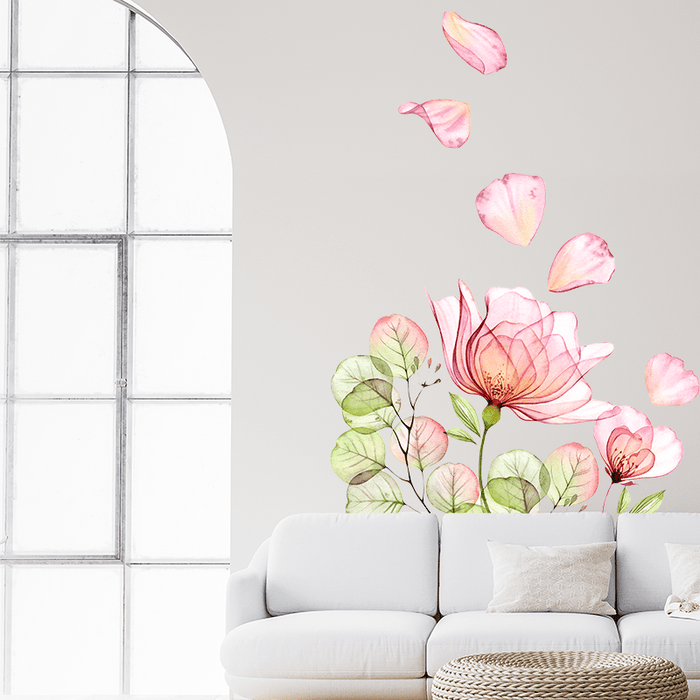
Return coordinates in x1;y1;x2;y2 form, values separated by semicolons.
645;353;699;406
398;100;471;149
511;382;614;424
646;425;683;478
548;233;616;293
593;405;650;460
442;12;507;75
390;416;449;471
475;173;546;246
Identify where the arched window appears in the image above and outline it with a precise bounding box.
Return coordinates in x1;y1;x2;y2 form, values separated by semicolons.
0;0;232;693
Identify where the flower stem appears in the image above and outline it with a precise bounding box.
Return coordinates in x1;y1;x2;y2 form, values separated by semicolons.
477;426;491;513
478;405;501;513
602;482;614;513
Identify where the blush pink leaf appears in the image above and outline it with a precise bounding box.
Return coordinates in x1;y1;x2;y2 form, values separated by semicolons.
548;233;615;293
398;100;471;149
369;314;428;380
645;353;699;406
544;442;599;508
426;463;480;513
390;416;448;471
475;173;546;246
442;12;507;75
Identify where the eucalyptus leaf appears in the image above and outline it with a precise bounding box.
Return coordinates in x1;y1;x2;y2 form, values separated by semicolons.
629;491;665;514
446;427;476;444
426;463;479;513
617;487;631;514
449;393;481;436
368;315;428;380
341;378;394;417
544;443;599;509
486;476;541;514
486;449;545;512
346;472;404;513
331;355;392;406
539;464;551;496
342;406;395;434
330;430;385;484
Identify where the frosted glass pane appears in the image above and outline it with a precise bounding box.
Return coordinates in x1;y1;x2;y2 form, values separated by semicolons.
134;77;232;231
131;402;230;560
131;565;229;694
135;15;196;71
16;77;127;231
13;402;116;554
132;239;231;395
0;77;8;231
11;565;122;693
0;0;9;71
18;0;128;71
15;245;117;396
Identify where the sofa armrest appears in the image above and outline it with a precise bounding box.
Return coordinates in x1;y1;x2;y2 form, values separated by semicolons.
226;538;271;633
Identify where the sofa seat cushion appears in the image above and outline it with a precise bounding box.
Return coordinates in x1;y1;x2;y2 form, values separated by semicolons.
426;611;620;676
221;610;436;680
619;611;700;678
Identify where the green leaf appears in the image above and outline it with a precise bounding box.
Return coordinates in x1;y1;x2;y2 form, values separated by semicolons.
449;393;481;436
330;430;385;484
341;378;394;417
368;315;429;380
426;463;479;513
461;504;487;514
617;487;631;514
544;443;599;509
342;407;395;434
486;477;541;514
539;464;551;496
346;472;404;513
445;427;476;444
629;491;665;514
487;450;545;513
330;355;392;406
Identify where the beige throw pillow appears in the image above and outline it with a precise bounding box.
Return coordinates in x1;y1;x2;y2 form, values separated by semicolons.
486;540;616;615
665;543;700;598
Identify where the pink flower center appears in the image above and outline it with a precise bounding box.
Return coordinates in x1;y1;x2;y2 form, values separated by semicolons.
605;427;655;482
481;369;512;407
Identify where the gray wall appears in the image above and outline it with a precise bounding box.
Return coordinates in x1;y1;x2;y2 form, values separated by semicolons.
138;0;700;569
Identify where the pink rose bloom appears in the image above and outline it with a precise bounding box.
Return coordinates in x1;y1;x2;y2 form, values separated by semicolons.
427;281;613;423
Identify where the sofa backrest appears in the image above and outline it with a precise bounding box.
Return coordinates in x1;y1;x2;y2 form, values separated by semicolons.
266;512;439;616
617;512;700;614
439;512;616;614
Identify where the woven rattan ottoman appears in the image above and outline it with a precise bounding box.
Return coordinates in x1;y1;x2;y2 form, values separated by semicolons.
431;650;688;700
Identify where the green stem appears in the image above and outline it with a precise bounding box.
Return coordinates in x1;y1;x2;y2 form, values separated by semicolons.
478;426;492;513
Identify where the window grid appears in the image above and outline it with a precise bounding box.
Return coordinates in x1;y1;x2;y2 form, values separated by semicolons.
0;1;231;694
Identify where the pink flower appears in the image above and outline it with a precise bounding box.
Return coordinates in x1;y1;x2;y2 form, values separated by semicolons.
594;405;683;485
475;174;546;246
645;353;699;406
427;282;614;423
548;233;615;293
442;12;507;75
398;100;471;149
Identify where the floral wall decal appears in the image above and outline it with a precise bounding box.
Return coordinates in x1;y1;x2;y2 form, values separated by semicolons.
645;353;699;406
548;233;616;292
475;173;546;245
398;100;471;148
442;12;507;74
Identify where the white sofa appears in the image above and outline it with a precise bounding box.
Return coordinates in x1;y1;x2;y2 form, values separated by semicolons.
220;511;700;700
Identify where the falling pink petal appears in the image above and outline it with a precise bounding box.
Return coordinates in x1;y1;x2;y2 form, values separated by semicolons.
645;353;699;406
442;12;507;75
398;100;470;149
548;233;615;293
475;173;546;245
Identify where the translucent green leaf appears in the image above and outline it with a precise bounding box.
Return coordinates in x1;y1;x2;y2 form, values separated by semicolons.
461;504;487;514
330;430;385;484
426;463;479;513
617;487;631;514
341;378;394;417
487;450;544;513
368;315;428;380
330;355;392;406
539;464;551;496
342;406;395;434
629;491;665;514
544;443;599;509
449;393;481;436
446;427;476;444
486;477;541;514
346;472;404;513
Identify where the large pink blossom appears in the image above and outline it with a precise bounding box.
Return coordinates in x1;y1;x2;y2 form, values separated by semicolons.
427;281;614;423
594;406;683;485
